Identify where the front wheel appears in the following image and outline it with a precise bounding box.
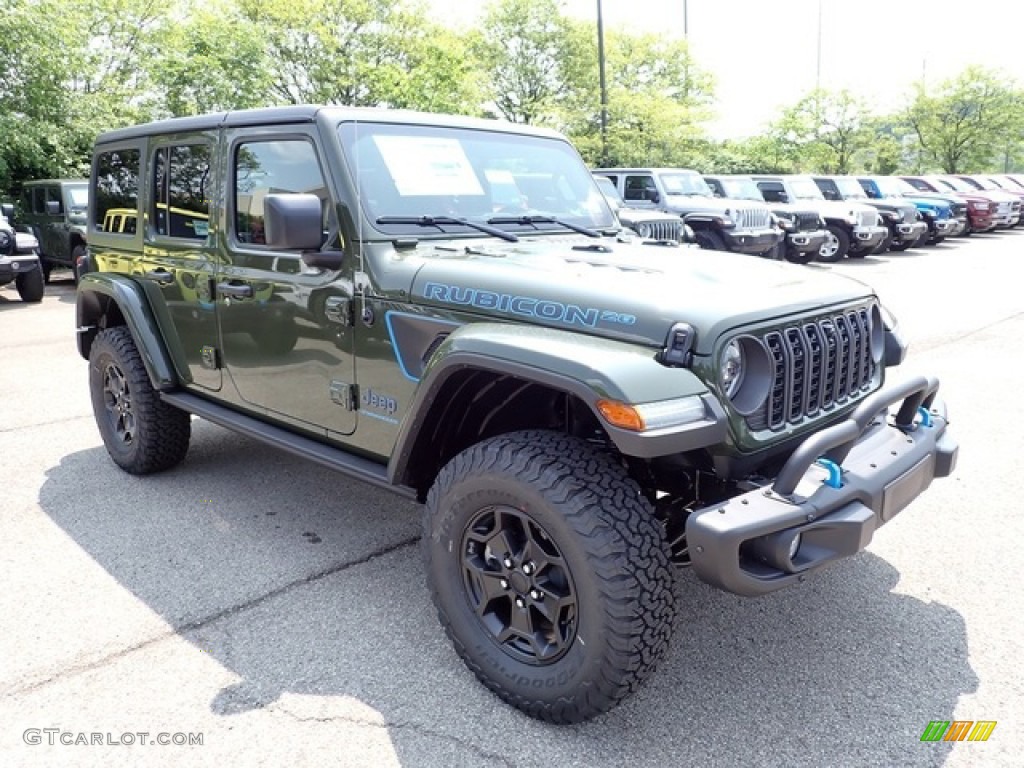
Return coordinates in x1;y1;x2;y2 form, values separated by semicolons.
15;267;44;302
423;430;676;724
816;225;850;263
89;326;191;474
783;247;816;265
693;229;727;252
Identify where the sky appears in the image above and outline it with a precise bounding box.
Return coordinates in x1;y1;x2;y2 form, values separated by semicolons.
428;0;1024;138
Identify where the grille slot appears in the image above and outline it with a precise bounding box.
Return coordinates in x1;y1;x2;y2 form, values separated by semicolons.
646;219;683;241
752;307;877;430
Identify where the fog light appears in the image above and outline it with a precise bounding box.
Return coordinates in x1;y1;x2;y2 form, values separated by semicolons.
788;533;802;561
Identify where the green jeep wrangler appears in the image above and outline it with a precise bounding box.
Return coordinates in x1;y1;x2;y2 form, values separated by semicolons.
76;106;958;724
20;178;90;282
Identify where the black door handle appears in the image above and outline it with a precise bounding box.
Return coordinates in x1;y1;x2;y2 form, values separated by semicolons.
217;282;254;298
144;269;174;285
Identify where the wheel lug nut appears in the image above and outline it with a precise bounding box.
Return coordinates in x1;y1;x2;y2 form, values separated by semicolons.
499;579;509;589
514;597;525;609
529;589;542;601
522;562;534;575
502;557;514;569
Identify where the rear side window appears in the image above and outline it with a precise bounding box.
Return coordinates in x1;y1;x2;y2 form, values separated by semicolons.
234;139;326;246
153;144;212;239
93;149;141;231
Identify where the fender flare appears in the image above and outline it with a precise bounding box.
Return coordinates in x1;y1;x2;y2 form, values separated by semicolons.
76;273;180;391
388;323;727;485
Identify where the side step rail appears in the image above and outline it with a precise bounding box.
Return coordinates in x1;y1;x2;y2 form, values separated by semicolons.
160;391;415;500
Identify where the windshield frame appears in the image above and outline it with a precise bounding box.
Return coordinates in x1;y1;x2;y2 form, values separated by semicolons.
337;121;617;239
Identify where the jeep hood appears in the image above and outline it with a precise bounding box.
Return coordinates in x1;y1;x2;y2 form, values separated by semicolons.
405;238;872;355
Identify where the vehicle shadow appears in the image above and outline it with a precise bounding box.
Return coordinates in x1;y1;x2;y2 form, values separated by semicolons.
36;425;976;767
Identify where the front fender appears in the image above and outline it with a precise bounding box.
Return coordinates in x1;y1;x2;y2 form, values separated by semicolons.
388;322;728;483
76;273;179;391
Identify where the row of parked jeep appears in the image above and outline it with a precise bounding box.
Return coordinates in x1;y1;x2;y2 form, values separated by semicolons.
593;168;1024;265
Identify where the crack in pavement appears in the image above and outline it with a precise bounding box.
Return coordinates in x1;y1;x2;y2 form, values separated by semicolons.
0;413;93;434
273;705;519;768
3;535;421;697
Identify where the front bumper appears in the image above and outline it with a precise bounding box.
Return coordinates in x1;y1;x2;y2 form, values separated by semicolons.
721;228;784;255
0;254;42;283
687;375;957;597
848;225;888;253
968;211;997;232
931;219;958;237
894;221;928;245
785;229;827;254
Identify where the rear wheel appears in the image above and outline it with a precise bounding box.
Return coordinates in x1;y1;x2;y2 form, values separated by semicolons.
72;245;87;284
89;326;191;474
423;430;676;724
816;225;850;263
15;267;44;302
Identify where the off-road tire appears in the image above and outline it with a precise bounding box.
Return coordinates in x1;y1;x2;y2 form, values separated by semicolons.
423;430;676;724
693;229;727;252
783;247;816;265
15;268;44;302
816;225;850;263
89;326;191;474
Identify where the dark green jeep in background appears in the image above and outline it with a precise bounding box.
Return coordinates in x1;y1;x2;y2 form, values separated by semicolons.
76;106;958;724
19;178;89;282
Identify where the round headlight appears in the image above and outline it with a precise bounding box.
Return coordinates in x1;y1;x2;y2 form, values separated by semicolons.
720;339;745;398
634;223;651;238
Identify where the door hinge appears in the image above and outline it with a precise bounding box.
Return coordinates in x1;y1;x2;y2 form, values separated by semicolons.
329;380;358;411
324;296;354;326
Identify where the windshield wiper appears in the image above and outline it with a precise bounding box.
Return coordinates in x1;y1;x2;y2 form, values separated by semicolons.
486;215;600;238
376;215;518;242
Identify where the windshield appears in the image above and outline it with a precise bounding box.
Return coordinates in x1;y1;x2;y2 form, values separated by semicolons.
593;175;623;210
933;176;966;192
789;178;825;200
719;178;763;200
338;122;615;236
873;177;907;198
834;177;867;198
66;184;89;223
658;172;712;197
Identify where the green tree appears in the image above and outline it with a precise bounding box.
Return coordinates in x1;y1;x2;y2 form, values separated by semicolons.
473;0;585;125
768;88;872;174
905;66;1023;173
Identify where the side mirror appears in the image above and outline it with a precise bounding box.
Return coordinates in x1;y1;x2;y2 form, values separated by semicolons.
0;202;13;219
778;191;789;203
643;188;660;204
264;193;324;251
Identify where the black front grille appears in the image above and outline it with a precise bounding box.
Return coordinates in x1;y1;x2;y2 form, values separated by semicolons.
795;212;821;231
748;307;877;431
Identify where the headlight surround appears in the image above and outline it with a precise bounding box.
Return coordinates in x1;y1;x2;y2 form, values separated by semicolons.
719;336;773;415
720;339;745;399
634;223;652;238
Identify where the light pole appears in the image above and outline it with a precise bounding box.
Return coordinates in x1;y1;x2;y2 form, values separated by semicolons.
815;0;822;89
597;0;608;165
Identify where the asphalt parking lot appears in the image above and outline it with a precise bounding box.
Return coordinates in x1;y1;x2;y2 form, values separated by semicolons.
2;235;1021;768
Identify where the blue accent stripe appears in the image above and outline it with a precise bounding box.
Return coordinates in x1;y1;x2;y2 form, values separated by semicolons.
384;310;422;383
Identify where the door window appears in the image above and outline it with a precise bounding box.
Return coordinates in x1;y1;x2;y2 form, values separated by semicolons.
233;139;327;246
152;144;212;239
624;175;656;202
93;149;141;232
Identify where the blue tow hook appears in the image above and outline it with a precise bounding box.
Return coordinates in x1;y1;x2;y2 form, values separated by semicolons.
917;406;933;428
815;458;843;489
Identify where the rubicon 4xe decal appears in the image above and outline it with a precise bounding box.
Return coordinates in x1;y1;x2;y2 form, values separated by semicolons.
422;282;636;327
